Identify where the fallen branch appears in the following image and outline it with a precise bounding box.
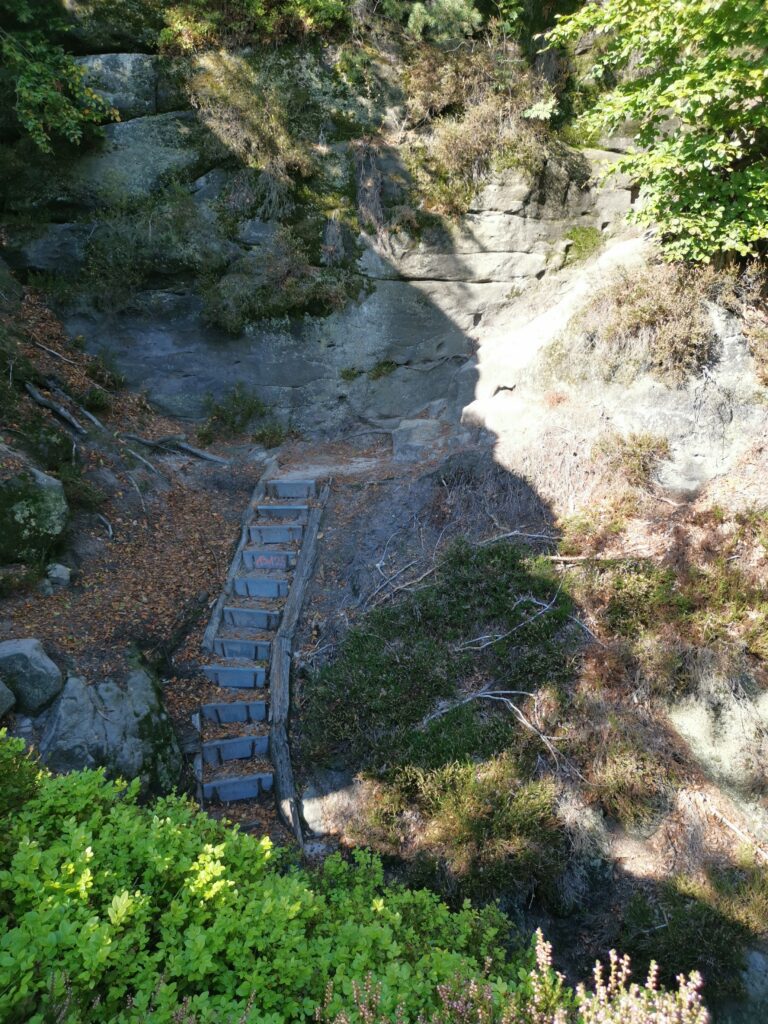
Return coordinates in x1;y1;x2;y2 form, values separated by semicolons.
25;382;87;436
120;432;229;465
46;380;107;432
478;529;558;547
373;563;437;605
126;473;147;515
30;339;78;366
366;559;417;605
421;681;586;781
173;440;229;465
123;445;163;477
454;586;562;652
96;513;113;539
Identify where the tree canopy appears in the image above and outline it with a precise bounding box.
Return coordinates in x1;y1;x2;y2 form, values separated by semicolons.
549;0;768;261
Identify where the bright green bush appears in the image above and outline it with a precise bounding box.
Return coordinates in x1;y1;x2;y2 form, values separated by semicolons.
548;0;768;261
0;756;516;1023
0;737;715;1022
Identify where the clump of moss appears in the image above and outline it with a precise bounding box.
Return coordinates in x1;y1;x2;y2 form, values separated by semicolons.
0;472;69;565
565;225;603;262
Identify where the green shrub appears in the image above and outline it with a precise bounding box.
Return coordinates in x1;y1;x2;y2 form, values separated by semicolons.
549;0;768;261
252;420;288;448
86;354;125;391
159;0;348;52
0;736;711;1022
0;0;117;152
0;747;520;1023
0;730;40;820
203;228;359;332
79;387;112;414
198;384;267;443
402;40;551;215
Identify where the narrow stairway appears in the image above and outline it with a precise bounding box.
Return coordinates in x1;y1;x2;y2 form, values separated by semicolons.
191;478;318;807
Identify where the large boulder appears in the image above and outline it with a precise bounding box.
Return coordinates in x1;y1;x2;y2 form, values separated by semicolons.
76;54;158;120
0;678;15;718
0;468;69;565
62;111;218;206
0;639;63;714
4;223;91;276
39;670;182;793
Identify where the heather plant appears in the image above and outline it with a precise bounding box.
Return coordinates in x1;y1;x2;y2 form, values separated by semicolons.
316;933;710;1023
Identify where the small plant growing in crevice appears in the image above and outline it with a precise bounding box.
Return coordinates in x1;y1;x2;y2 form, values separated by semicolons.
595;432;671;488
86;353;125;391
368;360;397;380
340;367;361;382
252;420;288;448
565;225;603;262
198;384;267;444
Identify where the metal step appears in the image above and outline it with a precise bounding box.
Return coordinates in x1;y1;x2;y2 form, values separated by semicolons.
242;547;297;571
223;606;281;630
202;734;269;765
214;638;271;661
234;576;289;599
266;479;316;500
202;773;274;802
255;504;309;523
248;523;304;545
203;664;266;688
200;700;267;725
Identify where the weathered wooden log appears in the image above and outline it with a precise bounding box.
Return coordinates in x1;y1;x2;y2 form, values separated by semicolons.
268;483;329;844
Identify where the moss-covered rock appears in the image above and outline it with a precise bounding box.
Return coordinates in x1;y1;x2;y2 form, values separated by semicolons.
0;469;70;566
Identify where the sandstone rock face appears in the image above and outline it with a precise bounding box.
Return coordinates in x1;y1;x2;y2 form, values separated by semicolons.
6;54;634;434
0;469;70;565
301;769;365;836
5;224;91;276
63;112;217;206
39;670;182;794
76;54;158;120
0;639;63;714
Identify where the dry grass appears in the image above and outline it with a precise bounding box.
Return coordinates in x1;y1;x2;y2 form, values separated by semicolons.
544;262;730;387
594;432;671;488
401;37;551;215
